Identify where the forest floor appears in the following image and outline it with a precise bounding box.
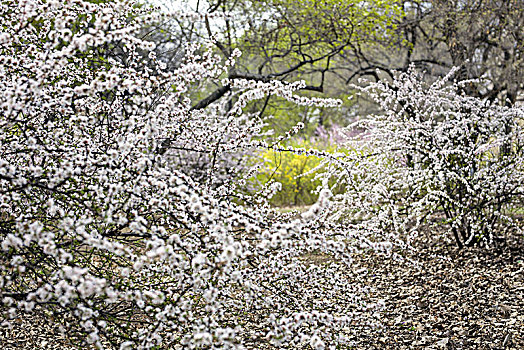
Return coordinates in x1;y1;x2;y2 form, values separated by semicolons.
1;233;523;349
344;233;524;349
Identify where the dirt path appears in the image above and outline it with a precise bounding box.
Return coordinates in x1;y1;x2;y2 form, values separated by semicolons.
345;236;524;349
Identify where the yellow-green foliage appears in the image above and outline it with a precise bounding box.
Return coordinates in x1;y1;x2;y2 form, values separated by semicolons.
244;0;403;53
253;139;338;207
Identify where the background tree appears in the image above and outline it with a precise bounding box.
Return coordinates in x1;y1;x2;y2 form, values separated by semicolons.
393;0;524;105
160;0;523;107
155;0;403;121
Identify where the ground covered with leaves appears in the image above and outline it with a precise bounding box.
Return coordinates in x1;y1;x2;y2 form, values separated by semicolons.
345;234;524;349
2;234;523;349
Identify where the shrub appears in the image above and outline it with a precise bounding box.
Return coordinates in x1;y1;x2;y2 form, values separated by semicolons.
0;1;373;348
322;67;524;248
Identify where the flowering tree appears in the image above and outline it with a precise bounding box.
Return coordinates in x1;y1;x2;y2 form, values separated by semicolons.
323;67;524;249
0;0;379;348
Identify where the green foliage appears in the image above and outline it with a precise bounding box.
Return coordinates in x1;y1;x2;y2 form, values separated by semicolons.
242;0;403;50
270;0;401;42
